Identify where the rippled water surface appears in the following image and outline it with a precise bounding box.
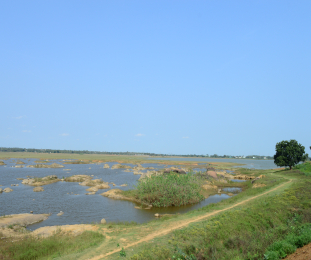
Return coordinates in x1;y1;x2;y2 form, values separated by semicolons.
0;158;234;229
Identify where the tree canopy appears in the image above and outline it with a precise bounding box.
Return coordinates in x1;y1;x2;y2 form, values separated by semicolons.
274;140;308;169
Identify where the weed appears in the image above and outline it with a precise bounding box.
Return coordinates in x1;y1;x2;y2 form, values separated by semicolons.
120;247;126;257
133;173;204;207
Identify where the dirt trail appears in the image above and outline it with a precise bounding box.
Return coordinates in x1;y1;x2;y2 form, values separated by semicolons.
284;242;311;259
89;179;292;260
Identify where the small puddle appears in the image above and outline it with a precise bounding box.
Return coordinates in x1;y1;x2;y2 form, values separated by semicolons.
222;187;242;193
231;179;246;183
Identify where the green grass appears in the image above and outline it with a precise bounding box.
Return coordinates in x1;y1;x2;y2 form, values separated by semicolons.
264;223;311;260
127;173;204;207
0;231;105;260
128;168;311;260
105;221;138;229
294;161;311;176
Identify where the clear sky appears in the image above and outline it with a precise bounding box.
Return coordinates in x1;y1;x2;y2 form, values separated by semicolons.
1;1;310;156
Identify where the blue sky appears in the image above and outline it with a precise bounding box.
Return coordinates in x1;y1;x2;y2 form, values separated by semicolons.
1;1;310;156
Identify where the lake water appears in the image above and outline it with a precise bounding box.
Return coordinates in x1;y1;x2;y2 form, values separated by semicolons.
149;157;277;170
0;158;232;229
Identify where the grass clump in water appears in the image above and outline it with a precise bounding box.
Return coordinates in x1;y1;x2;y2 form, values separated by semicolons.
134;173;204;207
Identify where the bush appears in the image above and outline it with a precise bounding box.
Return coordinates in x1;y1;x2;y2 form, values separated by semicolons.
264;223;311;259
135;173;204;207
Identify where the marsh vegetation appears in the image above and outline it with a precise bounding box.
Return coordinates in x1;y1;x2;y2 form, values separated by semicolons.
124;173;205;207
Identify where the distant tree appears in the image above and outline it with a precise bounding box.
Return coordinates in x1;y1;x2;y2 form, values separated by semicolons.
274;140;308;169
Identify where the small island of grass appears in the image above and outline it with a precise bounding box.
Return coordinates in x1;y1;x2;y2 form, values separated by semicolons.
123;173;205;207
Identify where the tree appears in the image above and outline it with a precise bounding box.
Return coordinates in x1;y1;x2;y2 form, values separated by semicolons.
274;140;308;169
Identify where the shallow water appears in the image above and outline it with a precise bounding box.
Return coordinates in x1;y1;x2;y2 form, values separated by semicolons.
222;187;242;193
0;158;232;229
149;157;277;170
231;179;246;183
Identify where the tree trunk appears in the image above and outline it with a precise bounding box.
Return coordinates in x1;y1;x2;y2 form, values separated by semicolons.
290;166;292;170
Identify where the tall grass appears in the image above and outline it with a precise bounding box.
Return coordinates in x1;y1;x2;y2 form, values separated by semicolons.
135;173;204;207
0;231;105;260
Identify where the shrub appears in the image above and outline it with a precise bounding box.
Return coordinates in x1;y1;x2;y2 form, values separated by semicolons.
264;223;311;259
135;173;204;207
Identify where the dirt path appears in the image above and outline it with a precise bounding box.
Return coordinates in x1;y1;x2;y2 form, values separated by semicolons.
284;242;311;259
88;179;292;260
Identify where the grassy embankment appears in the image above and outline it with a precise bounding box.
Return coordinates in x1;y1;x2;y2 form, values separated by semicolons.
61;167;289;260
123;163;311;260
123;173;205;207
3;154;309;260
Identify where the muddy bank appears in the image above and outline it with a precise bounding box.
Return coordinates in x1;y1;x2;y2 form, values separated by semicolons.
27;163;64;168
22;175;61;186
63;160;91;164
32;224;100;238
101;189;150;206
0;213;49;228
0;214;101;239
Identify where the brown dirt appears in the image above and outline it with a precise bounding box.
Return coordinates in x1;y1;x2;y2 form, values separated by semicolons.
89;180;292;260
100;189;147;205
32;224;101;238
284;242;311;259
0;214;49;228
207;170;217;178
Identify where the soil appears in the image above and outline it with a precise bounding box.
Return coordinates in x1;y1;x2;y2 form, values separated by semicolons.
100;189;147;205
284;242;311;260
0;213;49;228
32;224;101;238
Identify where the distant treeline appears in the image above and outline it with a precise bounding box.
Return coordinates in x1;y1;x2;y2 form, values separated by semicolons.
0;147;273;159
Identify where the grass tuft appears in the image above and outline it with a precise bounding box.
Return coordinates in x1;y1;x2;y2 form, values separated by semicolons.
134;173;204;207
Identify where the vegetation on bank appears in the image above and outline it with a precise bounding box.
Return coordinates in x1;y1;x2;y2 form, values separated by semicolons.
0;230;105;260
128;166;311;260
294;161;311;176
2;160;311;259
124;173;204;207
264;223;311;259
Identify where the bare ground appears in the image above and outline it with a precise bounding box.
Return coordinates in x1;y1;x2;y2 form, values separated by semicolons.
284;242;311;260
